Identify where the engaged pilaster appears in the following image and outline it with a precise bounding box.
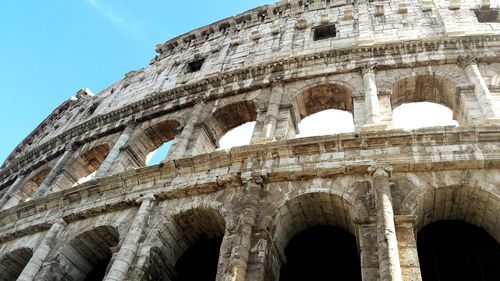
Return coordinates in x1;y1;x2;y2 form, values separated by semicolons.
361;64;387;131
95;123;136;178
259;77;285;142
104;194;155;281
395;216;422;281
170;96;207;159
355;217;380;281
32;144;76;200
218;176;262;281
0;169;27;210
458;55;499;123
17;219;67;281
368;164;403;281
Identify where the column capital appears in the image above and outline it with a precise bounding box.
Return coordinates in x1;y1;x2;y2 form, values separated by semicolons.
136;193;156;204
126;120;139;128
360;62;377;76
241;173;266;187
66;142;79;151
125;193;155;204
19;169;28;177
368;164;393;178
457;55;479;69
50;218;68;226
270;76;285;88
192;94;207;105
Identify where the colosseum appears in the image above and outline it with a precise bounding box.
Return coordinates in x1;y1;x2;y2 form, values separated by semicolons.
0;0;499;280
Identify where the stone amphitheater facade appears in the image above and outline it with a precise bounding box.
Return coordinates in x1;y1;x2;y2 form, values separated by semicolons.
1;0;500;280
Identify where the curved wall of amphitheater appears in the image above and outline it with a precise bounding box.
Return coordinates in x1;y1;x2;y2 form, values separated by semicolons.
1;0;499;280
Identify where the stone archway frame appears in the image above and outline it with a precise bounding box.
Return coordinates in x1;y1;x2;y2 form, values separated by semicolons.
377;65;472;125
287;78;360;127
138;199;230;281
263;177;369;280
202;100;258;148
398;170;500;243
43;225;120;281
0;247;33;281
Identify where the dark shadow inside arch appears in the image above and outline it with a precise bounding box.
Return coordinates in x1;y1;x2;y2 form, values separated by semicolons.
279;225;361;281
417;220;500;281
0;248;33;281
174;237;223;281
45;225;119;281
83;256;112;281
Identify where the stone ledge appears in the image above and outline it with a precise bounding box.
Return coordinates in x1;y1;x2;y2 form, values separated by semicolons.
0;126;498;241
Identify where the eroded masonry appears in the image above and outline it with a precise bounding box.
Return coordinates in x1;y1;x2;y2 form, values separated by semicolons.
1;0;500;280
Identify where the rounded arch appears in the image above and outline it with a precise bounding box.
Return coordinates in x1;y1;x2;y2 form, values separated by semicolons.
206;100;257;142
417;220;500;281
44;225;119;281
294;83;353;119
270;191;361;281
141;205;226;281
52;144;111;190
400;184;500;243
271;191;358;258
133;119;181;163
391;75;462;123
292;83;355;137
0;247;33;281
2;168;51;209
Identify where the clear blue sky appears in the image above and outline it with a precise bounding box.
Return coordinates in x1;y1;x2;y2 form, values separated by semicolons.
0;0;274;164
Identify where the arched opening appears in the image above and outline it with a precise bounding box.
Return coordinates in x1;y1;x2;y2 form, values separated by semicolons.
146;141;173;165
2;169;50;209
218;121;256;149
54;144;110;189
174;237;223;281
143;120;179;165
417;220;500;281
272;192;360;281
280;225;361;281
142;207;226;281
294;84;354;137
45;225;119;281
297;109;354;137
391;75;462;127
392;102;458;129
0;247;33;281
134;120;179;166
205;101;257;151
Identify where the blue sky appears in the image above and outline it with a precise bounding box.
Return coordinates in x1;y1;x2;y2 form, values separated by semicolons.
0;0;274;164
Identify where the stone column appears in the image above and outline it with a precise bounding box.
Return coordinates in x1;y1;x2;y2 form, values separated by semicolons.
260;77;285;142
218;176;262;281
361;64;387;130
458;55;499;122
17;219;66;281
32;145;76;200
395;216;422;281
95;124;136;178
104;194;155;281
368;165;403;281
170;97;206;159
0;170;27;210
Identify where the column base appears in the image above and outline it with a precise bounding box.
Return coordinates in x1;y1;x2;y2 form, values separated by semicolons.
485;117;500;124
361;123;389;132
250;137;275;145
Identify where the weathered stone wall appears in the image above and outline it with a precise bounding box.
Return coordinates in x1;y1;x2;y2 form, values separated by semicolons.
0;0;499;280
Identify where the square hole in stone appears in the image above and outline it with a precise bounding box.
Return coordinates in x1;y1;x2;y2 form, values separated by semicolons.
186;58;205;73
313;24;336;41
473;9;500;23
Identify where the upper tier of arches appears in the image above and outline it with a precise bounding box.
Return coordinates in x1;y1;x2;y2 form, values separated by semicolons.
1;61;499;208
